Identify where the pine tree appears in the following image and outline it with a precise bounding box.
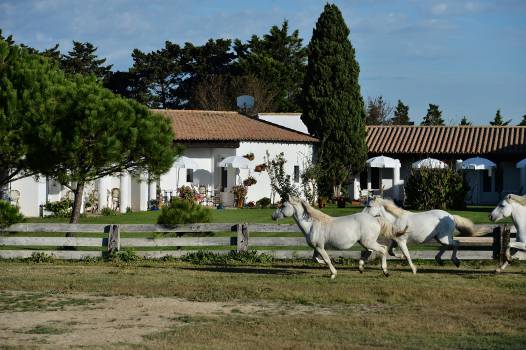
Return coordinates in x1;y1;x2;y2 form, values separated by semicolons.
26;75;180;223
391;100;410;125
301;4;367;197
235;20;307;112
519;114;526;126
490;109;511;126
61;41;112;80
421;104;444;125
459;116;472;125
0;39;67;187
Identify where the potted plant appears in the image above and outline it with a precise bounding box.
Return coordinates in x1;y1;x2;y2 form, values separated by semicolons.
231;185;248;208
243;153;255;161
254;163;267;172
336;196;346;208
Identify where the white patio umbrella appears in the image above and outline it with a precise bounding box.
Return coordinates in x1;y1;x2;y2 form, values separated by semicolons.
366;155;401;168
412;158;448;169
218;156;251;186
173;156;199;188
461;157;496;170
173;156;199;169
218;156;251;169
516;158;526;168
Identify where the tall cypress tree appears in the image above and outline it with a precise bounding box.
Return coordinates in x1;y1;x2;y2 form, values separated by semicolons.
301;4;367;197
518;114;526;126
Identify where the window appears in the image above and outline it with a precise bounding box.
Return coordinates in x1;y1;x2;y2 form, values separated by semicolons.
293;165;300;183
186;169;194;183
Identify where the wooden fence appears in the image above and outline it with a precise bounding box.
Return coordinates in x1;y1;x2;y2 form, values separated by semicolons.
0;223;522;263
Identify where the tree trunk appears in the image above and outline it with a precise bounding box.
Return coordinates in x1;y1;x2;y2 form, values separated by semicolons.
70;182;85;224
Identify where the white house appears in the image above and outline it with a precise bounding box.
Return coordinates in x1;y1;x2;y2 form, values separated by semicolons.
3;110;317;216
156;110;317;206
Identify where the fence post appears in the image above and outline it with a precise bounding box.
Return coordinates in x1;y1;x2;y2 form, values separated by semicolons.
108;224;120;254
492;226;501;261
237;223;249;252
501;224;511;265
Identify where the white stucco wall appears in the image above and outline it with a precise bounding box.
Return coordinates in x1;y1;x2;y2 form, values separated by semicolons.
257;113;309;134
8;176;46;217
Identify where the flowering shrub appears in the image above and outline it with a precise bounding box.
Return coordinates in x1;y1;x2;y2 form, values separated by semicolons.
178;185;198;201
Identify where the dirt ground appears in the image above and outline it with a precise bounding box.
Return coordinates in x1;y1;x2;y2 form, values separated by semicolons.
0;290;362;348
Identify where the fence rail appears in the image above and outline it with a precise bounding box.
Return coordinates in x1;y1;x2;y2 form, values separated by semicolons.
0;223;522;262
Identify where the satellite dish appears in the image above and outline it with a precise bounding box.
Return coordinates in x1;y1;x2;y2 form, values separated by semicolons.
236;95;254;111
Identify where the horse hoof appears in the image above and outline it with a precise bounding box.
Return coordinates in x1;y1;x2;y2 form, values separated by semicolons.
358;266;364;274
412;269;417;275
383;271;389;277
453;260;460;268
330;274;336;279
435;259;444;266
495;268;501;274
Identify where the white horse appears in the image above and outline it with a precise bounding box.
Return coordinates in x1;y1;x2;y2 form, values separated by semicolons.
363;197;482;273
490;194;526;272
271;197;399;279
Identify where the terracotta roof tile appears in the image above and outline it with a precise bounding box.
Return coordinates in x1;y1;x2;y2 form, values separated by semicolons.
154;110;318;143
367;125;526;155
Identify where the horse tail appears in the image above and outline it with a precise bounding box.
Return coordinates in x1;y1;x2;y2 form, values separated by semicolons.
376;217;407;239
452;215;485;236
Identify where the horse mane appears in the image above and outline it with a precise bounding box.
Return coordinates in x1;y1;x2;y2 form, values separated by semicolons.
292;197;333;223
380;198;411;218
507;194;526;206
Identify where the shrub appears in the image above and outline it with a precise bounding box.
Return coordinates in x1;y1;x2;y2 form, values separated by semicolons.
178;185;198;201
100;207;118;216
110;248;139;263
44;198;73;217
157;198;212;226
256;197;271;209
181;250;273;265
404;168;469;210
0;200;24;229
26;252;54;263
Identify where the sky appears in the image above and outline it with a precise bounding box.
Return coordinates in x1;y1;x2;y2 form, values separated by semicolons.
1;0;525;125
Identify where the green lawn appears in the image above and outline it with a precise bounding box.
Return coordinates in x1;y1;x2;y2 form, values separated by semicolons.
25;205;501;225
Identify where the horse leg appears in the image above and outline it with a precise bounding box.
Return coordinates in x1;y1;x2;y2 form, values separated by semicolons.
315;246;337;279
435;245;447;266
359;249;372;273
496;261;509;273
387;240;401;258
313;250;326;265
397;240;417;274
365;242;389;277
437;235;460;267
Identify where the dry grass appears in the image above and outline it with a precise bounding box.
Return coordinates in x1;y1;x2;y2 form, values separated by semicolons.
0;260;525;349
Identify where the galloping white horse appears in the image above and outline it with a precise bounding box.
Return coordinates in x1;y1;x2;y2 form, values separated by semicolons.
490;194;526;272
363;197;482;273
272;197;399;279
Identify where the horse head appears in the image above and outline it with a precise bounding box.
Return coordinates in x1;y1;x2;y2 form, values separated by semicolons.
271;198;297;220
490;194;523;222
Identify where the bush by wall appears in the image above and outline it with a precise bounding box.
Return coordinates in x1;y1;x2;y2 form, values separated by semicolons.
44;198;73;217
404;168;469;210
0;200;24;228
157;198;212;226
